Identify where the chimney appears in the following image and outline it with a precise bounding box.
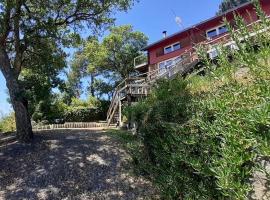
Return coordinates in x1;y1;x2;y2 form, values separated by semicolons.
162;31;167;38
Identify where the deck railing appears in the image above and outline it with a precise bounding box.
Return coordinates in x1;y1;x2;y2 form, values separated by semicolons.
134;52;148;69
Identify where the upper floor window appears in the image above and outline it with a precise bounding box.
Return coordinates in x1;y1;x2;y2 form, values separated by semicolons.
218;25;228;34
164;42;181;54
206;25;228;39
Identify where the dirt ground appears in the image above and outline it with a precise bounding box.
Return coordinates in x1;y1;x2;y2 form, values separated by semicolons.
0;129;158;200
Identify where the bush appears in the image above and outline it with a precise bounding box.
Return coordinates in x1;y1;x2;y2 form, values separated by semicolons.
64;100;110;122
31;95;110;123
0;113;16;133
125;3;270;198
127;62;269;198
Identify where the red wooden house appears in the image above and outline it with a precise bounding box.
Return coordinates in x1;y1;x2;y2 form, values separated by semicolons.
107;0;270;126
134;0;270;77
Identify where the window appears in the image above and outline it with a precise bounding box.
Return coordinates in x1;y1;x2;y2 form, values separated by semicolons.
174;56;182;64
206;25;228;39
166;60;173;68
207;29;218;39
173;43;181;51
164;42;181;54
164;46;173;54
218;25;228;35
158;56;181;72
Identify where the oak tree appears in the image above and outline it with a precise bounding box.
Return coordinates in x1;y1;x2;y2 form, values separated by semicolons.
0;0;135;142
69;25;148;100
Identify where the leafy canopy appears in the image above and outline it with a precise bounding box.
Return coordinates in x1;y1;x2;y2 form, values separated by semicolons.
68;25;148;99
217;0;251;15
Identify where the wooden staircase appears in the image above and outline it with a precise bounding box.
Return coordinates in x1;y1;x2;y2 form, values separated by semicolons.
106;78;150;126
107;49;199;127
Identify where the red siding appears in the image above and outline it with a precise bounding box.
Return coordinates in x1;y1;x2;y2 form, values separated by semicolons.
146;0;270;66
149;45;192;65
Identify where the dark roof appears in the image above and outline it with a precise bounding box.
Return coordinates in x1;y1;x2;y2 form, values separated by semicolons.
142;0;253;50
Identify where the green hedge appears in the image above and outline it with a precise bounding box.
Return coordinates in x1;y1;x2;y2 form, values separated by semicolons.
64;108;103;122
126;69;269;199
64;100;109;122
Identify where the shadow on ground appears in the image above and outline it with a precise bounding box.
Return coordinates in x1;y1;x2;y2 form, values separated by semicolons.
0;129;157;200
249;158;270;200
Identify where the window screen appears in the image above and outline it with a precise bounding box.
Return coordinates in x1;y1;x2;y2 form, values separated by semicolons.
164;46;172;54
219;26;228;35
173;43;181;51
207;29;217;39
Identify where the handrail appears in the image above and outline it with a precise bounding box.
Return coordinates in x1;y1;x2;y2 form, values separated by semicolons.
106;82;151;126
106;50;197;126
205;17;270;46
107;91;118;118
106;92;119;126
134;52;148;68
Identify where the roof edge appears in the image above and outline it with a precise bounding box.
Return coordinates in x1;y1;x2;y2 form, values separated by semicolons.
142;0;253;51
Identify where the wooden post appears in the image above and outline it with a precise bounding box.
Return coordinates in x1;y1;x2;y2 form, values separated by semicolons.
118;100;122;127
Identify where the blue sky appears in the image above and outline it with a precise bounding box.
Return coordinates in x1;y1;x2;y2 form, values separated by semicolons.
0;0;222;115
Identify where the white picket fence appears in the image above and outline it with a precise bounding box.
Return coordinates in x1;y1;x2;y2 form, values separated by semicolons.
33;122;108;130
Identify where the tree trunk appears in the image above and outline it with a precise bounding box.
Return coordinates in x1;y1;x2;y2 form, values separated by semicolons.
0;48;33;142
90;73;95;96
6;77;33;142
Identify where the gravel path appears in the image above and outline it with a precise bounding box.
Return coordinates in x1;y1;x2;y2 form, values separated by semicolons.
0;129;158;200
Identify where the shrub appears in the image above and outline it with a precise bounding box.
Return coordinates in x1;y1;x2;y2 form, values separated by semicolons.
31;95;110;123
127;61;269;198
64;100;110;122
0;113;16;133
125;2;270;198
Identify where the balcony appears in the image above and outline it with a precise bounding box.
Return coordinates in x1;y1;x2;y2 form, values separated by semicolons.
134;52;148;69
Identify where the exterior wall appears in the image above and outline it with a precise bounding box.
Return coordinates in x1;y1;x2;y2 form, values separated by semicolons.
148;32;192;65
146;0;270;70
149;44;192;65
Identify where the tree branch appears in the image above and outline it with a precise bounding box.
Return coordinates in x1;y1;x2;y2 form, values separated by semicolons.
14;0;24;77
0;1;12;46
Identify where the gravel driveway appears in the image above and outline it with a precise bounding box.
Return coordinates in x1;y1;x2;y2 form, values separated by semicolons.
0;129;158;200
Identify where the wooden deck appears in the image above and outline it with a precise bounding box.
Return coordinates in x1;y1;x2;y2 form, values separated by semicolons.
106;50;199;127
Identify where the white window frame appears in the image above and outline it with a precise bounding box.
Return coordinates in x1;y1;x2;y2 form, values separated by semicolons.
164;42;181;54
206;24;228;40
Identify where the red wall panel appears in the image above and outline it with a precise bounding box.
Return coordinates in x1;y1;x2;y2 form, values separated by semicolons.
147;0;270;65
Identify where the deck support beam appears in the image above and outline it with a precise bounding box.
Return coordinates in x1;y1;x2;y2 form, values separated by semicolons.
118;100;122;127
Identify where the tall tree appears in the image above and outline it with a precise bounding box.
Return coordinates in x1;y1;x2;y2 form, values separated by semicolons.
217;0;251;15
102;25;148;79
70;25;148;99
0;0;135;142
21;38;66;122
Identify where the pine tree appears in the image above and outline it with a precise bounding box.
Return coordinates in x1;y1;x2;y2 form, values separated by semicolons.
217;0;251;15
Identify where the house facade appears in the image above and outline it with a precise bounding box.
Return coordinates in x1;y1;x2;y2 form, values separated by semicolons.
134;0;270;76
107;0;270;126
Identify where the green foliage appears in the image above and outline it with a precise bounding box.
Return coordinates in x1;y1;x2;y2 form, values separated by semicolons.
64;108;101;122
102;25;148;79
31;94;109;123
63;97;109;122
68;25;148;99
0;0;136;138
217;0;250;15
124;3;270;199
0;113;16;133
